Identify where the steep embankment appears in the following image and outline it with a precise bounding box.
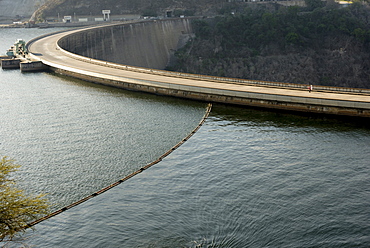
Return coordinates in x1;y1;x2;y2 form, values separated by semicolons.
0;0;46;22
171;3;370;88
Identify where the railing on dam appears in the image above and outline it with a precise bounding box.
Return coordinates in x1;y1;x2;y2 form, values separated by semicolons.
55;35;370;96
161;71;370;95
26;18;370;96
25;19;370;117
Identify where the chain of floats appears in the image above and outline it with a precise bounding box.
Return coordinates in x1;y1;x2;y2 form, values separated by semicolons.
24;103;212;229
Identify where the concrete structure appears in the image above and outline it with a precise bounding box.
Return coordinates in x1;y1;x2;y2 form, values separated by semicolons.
58;19;194;69
26;19;370;117
1;39;40;70
20;61;48;72
1;59;21;69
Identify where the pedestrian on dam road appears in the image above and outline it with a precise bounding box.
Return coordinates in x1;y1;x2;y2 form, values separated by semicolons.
308;85;313;93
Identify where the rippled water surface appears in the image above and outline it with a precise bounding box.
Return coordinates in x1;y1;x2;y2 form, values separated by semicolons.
1;28;369;247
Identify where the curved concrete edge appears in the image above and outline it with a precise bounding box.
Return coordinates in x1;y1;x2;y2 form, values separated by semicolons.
27;21;370;118
47;44;370;117
55;27;370;96
46;63;370;118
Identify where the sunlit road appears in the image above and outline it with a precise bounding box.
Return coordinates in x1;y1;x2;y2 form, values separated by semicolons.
27;25;370;113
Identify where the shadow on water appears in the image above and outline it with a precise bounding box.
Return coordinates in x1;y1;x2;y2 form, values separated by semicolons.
211;103;370;132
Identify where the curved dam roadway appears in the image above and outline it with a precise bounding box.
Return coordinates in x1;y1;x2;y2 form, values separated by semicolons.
27;21;370;117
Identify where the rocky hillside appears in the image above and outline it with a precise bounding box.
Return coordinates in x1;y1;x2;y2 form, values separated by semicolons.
170;2;370;88
35;0;227;19
0;0;46;22
35;0;370;88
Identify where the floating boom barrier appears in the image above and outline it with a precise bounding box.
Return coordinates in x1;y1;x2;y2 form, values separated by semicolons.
24;103;212;229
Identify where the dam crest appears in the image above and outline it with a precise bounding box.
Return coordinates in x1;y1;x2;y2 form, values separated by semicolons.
23;18;370;117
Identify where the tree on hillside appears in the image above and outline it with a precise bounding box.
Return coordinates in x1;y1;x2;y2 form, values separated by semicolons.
172;3;370;88
305;0;325;10
0;157;49;245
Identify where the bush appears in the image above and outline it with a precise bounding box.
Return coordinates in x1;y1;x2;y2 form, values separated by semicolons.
0;157;49;243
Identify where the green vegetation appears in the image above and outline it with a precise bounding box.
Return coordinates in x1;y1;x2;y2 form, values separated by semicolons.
198;4;369;51
39;0;226;17
35;0;370;88
0;157;49;244
142;8;158;17
171;2;370;88
172;9;196;17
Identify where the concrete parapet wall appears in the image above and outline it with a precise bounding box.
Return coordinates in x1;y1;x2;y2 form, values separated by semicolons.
27;19;370;117
58;19;194;69
20;61;49;72
50;66;370;118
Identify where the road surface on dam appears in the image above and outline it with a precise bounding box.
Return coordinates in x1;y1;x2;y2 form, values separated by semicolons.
27;22;370;117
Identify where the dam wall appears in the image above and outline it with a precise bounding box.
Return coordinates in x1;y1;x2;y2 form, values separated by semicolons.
27;20;370;118
58;19;194;69
47;66;370;118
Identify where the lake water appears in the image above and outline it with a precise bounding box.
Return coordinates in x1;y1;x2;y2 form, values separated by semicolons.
1;28;369;247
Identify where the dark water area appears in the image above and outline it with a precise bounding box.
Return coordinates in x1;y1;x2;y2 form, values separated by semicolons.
1;28;369;247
